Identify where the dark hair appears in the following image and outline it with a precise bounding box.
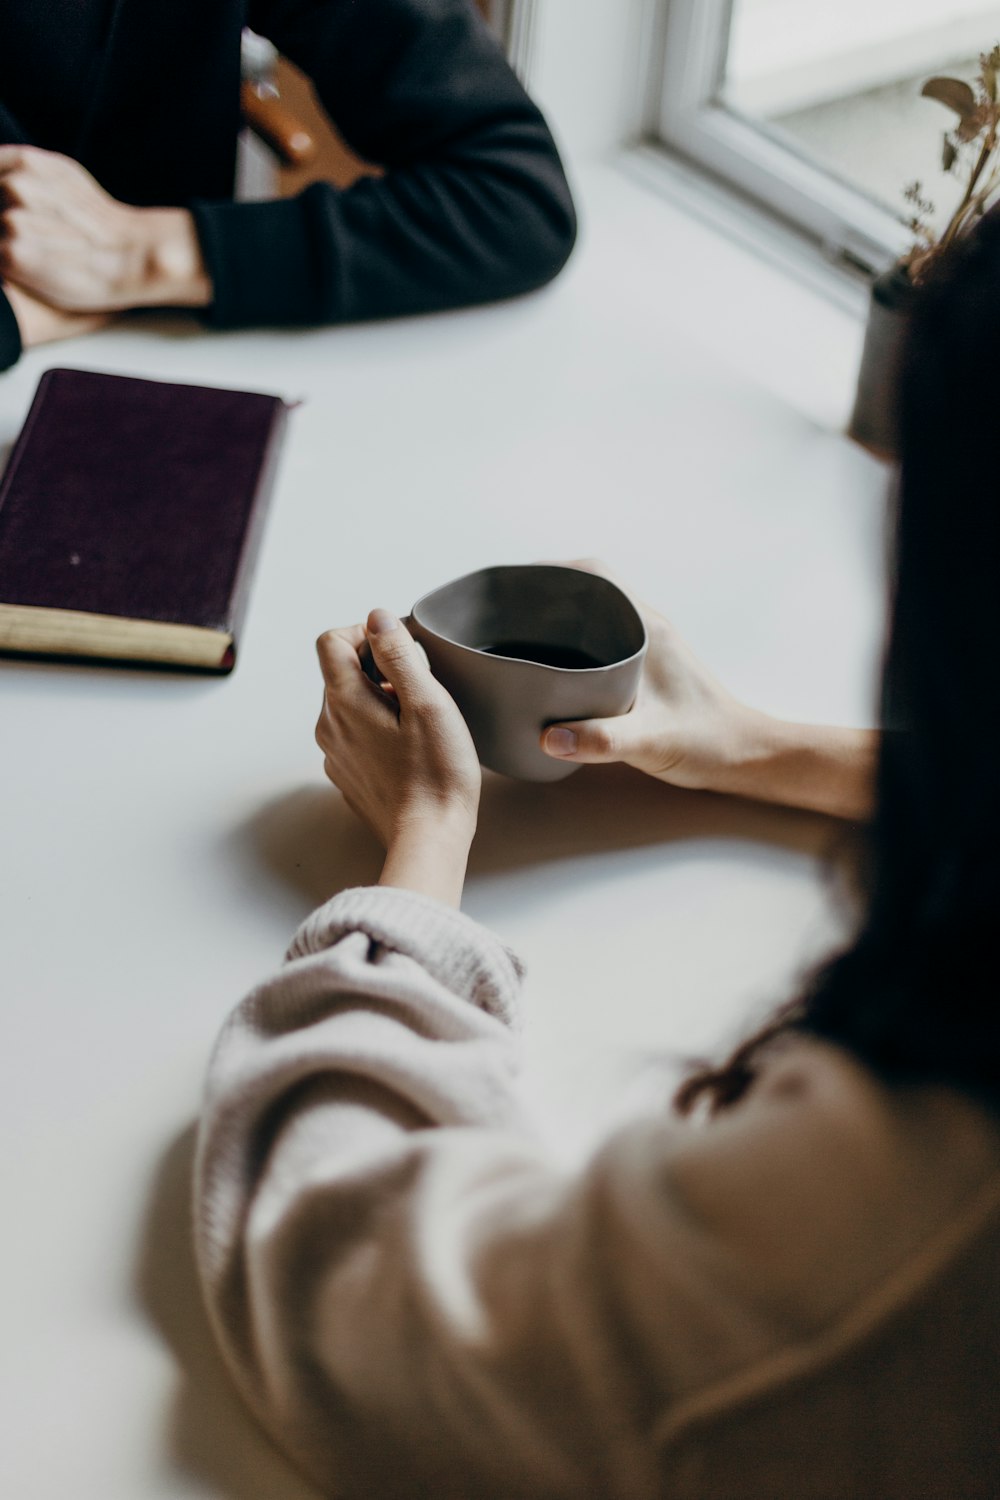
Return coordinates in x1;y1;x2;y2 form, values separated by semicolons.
679;210;1000;1117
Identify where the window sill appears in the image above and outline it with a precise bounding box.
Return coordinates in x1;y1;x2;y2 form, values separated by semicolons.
571;151;874;434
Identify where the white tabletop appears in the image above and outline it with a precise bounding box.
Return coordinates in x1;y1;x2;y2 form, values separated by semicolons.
0;165;889;1499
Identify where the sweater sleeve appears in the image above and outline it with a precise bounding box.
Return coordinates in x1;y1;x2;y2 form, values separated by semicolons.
0;286;22;372
192;886;823;1499
195;884;671;1499
193;886;1000;1499
190;0;576;330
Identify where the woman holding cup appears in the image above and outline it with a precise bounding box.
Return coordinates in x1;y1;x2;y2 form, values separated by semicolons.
194;216;1000;1496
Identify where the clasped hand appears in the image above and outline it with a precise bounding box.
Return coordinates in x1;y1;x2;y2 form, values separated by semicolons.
0;145;210;346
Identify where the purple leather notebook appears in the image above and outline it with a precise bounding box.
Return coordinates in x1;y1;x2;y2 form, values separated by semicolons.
0;368;288;672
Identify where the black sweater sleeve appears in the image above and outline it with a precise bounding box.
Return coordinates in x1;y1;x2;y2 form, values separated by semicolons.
191;0;576;330
0;287;23;372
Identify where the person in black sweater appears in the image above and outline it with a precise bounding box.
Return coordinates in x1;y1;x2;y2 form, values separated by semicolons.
0;0;576;371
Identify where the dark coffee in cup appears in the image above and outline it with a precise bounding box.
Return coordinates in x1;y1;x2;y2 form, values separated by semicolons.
407;564;647;781
479;641;605;670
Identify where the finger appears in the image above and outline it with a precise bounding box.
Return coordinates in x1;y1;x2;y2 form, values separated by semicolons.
541;714;640;764
0;172;59;212
0;205;31;248
0;145;75;176
364;609;434;708
315;624;368;687
0;146;28;177
0;162;61;210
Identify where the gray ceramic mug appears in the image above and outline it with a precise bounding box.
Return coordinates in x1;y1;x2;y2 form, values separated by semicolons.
406;564;647;781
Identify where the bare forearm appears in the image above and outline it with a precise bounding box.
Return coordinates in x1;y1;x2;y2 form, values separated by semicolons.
712;712;878;821
379;813;476;908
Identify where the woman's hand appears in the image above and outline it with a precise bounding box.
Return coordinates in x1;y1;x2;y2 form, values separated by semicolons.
316;610;482;906
0;146;211;312
541;565;877;821
542;593;759;791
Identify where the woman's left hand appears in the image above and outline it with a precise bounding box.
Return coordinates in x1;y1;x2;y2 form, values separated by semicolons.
316;610;482;905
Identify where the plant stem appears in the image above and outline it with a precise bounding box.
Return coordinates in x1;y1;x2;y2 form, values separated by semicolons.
941;125;998;250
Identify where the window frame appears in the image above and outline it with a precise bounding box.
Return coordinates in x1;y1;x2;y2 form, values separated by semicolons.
652;0;913;275
487;0;538;80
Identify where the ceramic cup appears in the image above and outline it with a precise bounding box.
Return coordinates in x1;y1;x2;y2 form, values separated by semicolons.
406;564;647;781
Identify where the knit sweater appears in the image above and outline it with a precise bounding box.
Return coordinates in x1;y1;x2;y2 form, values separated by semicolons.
195;885;1000;1499
0;0;576;370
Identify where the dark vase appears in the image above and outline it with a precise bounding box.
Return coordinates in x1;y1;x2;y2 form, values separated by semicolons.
848;264;916;460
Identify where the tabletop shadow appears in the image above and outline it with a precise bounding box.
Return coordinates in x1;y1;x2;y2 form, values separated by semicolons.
115;308;208;344
238;764;863;917
136;1125;324;1500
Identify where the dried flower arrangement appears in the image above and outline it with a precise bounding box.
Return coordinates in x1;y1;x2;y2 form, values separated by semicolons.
902;45;1000;284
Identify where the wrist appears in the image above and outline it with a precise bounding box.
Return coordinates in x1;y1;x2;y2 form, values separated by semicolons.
711;713;878;820
130;208;212;308
380;810;477;908
658;704;777;795
705;707;789;795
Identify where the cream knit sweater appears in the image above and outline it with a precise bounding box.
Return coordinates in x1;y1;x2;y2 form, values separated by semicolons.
194;887;1000;1498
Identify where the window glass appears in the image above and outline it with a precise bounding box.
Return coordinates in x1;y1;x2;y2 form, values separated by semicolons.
723;0;999;234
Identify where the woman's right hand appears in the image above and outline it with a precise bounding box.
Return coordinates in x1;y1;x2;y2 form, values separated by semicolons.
540;566;877;821
541;594;760;793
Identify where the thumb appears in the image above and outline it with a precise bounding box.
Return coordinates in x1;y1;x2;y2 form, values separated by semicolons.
541;714;639;765
365;609;433;705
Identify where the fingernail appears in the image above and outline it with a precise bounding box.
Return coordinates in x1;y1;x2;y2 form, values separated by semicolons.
368;609;399;635
544;727;578;757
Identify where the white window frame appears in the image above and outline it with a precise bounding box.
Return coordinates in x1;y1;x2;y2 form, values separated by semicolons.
488;0;539;80
654;0;911;275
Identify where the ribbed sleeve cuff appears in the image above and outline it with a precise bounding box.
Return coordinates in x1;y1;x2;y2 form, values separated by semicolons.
191;191;329;329
0;289;22;372
287;886;525;1029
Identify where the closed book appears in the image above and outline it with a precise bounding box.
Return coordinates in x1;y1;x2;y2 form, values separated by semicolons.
0;367;288;672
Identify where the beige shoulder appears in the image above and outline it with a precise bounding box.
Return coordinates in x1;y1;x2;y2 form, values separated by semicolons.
646;1038;1000;1330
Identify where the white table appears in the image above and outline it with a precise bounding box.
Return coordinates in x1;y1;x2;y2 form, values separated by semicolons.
0;165;889;1499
